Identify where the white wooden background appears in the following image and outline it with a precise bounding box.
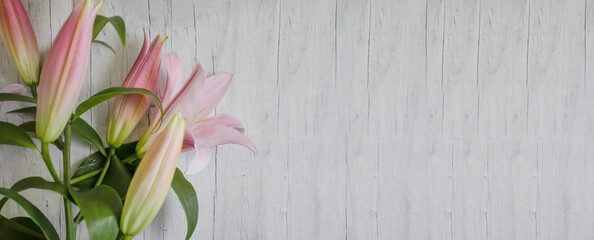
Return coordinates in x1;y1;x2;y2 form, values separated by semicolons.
1;0;593;239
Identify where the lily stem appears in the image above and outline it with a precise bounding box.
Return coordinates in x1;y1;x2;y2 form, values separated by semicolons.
40;142;60;183
95;148;116;187
63;123;75;240
29;85;37;98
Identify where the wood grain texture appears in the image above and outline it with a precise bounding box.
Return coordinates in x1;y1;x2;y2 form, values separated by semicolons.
0;0;593;239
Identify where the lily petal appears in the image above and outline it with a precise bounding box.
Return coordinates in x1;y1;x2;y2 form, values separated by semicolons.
185;114;257;174
181;130;194;152
185;148;211;174
195;73;233;122
137;63;207;156
162;52;185;109
0;83;26;111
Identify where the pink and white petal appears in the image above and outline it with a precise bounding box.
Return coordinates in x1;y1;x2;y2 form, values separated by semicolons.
195;73;233;121
196;113;244;132
0;83;26;111
192;122;257;155
161;52;185;108
181;130;195;152
185;148;211;174
162;63;207;123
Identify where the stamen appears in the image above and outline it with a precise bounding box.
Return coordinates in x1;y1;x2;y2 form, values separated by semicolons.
195;117;215;124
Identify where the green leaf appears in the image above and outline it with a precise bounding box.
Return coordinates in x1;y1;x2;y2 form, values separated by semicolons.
0;188;59;240
171;169;199;240
102;155;132;199
18;121;36;133
71;151;106;190
93;15;126;49
107;16;126;48
0;93;36;103
7;106;36;114
92;15;109;40
0;177;72;210
0;216;44;240
70;186;122;240
93;40;116;53
71;141;138;190
0;121;38;152
19;121;64;150
73;87;162;123
72;118;106;156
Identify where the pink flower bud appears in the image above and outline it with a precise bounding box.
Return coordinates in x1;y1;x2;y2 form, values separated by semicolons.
106;32;166;148
120;113;185;237
35;0;102;143
0;0;40;86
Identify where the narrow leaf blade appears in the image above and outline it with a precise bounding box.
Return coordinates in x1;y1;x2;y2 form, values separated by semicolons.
73;87;162;122
93;40;116;54
72;118;106;156
107;16;126;48
92;15;109;40
0;93;36;103
7;106;36;114
0;188;59;240
0;177;72;210
171;169;199;240
0;216;45;240
0;121;38;152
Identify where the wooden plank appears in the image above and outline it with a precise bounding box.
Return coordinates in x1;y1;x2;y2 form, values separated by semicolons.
440;0;488;239
276;0;346;239
528;0;589;239
207;0;285;239
338;0;378;239
476;0;537;239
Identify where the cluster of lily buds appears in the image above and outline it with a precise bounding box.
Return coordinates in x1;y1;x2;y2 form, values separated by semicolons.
0;0;256;238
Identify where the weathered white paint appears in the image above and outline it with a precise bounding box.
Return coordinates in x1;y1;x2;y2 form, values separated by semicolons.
0;0;593;239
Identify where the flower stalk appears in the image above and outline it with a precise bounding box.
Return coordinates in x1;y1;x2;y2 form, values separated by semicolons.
63;122;75;239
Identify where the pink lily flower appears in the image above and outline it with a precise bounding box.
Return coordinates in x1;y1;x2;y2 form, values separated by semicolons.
121;112;185;237
136;53;256;174
0;0;40;86
35;0;102;143
0;83;26;112
106;32;166;148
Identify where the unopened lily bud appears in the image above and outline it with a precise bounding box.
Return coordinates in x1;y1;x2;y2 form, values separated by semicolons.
0;0;40;86
120;113;185;237
106;32;166;148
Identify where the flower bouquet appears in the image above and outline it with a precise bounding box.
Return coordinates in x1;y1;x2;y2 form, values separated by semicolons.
0;0;256;239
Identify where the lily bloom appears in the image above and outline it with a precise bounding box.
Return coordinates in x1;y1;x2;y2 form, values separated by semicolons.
120;112;185;237
35;0;102;143
106;32;166;148
0;0;40;86
0;83;26;112
136;53;256;174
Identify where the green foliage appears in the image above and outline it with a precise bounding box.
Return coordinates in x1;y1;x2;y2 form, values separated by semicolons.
0;177;72;210
93;15;126;52
72;87;163;123
70;186;122;240
0;93;36;103
0;188;59;240
72;118;107;156
71;141;138;190
7;106;36;114
0;216;44;239
0;121;38;152
172;169;199;240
